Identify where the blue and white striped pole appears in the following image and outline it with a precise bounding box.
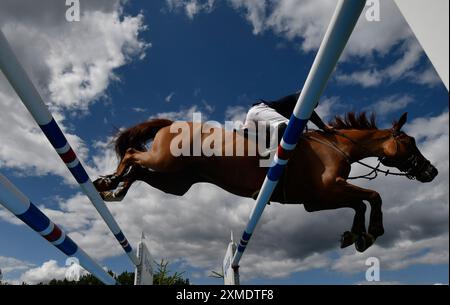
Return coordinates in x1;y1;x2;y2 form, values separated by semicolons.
231;0;367;268
0;30;139;266
0;173;117;285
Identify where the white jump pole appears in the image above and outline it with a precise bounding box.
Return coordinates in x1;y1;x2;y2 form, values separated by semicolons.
228;0;367;278
0;173;117;285
0;30;139;266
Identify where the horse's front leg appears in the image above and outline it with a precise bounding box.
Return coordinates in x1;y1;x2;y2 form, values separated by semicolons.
330;178;384;251
340;200;366;249
304;200;366;249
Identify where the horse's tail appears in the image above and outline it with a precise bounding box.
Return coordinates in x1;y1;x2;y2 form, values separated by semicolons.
114;119;173;159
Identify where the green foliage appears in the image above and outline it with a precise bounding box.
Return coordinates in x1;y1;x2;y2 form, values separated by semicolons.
47;272;106;285
116;271;135;285
153;259;189;285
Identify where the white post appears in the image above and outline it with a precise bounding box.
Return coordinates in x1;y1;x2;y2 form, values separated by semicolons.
134;233;154;285
223;231;239;285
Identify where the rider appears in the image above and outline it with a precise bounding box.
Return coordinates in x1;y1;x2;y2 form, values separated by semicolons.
243;91;334;142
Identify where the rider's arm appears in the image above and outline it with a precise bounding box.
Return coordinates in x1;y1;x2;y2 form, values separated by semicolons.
310;111;333;132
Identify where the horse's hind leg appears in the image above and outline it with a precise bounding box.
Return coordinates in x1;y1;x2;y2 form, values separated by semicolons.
94;163;139;193
99;165;143;201
100;177;135;202
95;145;178;193
100;168;196;201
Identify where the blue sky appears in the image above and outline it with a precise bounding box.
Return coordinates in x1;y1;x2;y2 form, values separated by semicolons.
0;0;448;285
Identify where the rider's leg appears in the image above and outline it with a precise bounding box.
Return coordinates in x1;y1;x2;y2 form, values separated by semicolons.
244;103;289;145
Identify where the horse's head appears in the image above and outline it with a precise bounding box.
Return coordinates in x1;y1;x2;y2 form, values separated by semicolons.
380;113;438;183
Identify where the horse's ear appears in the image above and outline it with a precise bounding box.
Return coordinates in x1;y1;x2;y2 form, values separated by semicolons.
393;112;408;132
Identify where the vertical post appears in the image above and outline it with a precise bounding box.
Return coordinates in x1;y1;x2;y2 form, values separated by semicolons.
223;232;239;285
134;233;154;285
0;173;117;285
231;0;367;270
0;30;139;266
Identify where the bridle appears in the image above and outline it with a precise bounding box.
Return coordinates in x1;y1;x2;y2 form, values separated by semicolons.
304;129;422;181
377;131;430;180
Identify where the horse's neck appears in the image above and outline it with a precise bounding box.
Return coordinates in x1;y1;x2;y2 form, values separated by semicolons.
338;129;389;162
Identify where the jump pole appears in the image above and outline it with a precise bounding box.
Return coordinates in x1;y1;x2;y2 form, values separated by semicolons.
0;30;139;266
0;173;117;285
226;0;367;283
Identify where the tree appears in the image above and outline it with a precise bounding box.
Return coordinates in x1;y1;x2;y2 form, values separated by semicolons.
153;259;189;285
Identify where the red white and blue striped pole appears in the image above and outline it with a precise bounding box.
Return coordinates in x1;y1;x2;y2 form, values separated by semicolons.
0;30;139;266
0;173;117;285
231;0;367;269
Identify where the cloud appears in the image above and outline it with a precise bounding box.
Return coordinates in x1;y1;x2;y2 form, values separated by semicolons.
165;0;215;19
165;0;442;88
1;1;149;112
132;107;148;113
315;96;340;120
225;105;247;122
202;100;215;113
411;66;443;87
0;0;148;179
19;260;67;284
307;96;341;129
405;111;449;142
0;87;87;180
149;104;214;121
228;0;268;34
0;256;35;275
336;40;438;88
364;94;414;116
168;0;412;57
165;92;176;103
1;256;93;285
332;235;449;274
335;69;383;88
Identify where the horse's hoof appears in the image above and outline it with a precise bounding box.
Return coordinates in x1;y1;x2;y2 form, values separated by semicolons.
340;231;358;248
100;191;124;202
355;233;375;252
94;175;119;192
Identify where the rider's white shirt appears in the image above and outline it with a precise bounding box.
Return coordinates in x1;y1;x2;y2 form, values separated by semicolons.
243;103;289;129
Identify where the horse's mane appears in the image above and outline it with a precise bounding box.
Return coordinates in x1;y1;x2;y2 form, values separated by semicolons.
330;112;377;130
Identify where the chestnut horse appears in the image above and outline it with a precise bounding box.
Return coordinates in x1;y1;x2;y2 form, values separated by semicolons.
94;112;438;252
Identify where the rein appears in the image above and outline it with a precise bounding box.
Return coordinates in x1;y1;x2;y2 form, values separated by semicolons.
304;130;412;181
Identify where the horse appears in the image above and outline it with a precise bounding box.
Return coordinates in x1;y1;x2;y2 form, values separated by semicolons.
94;112;438;252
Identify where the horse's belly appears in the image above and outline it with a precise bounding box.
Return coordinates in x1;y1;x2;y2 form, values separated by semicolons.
198;156;267;197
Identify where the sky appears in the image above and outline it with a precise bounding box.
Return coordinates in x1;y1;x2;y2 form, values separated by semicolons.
0;0;448;285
